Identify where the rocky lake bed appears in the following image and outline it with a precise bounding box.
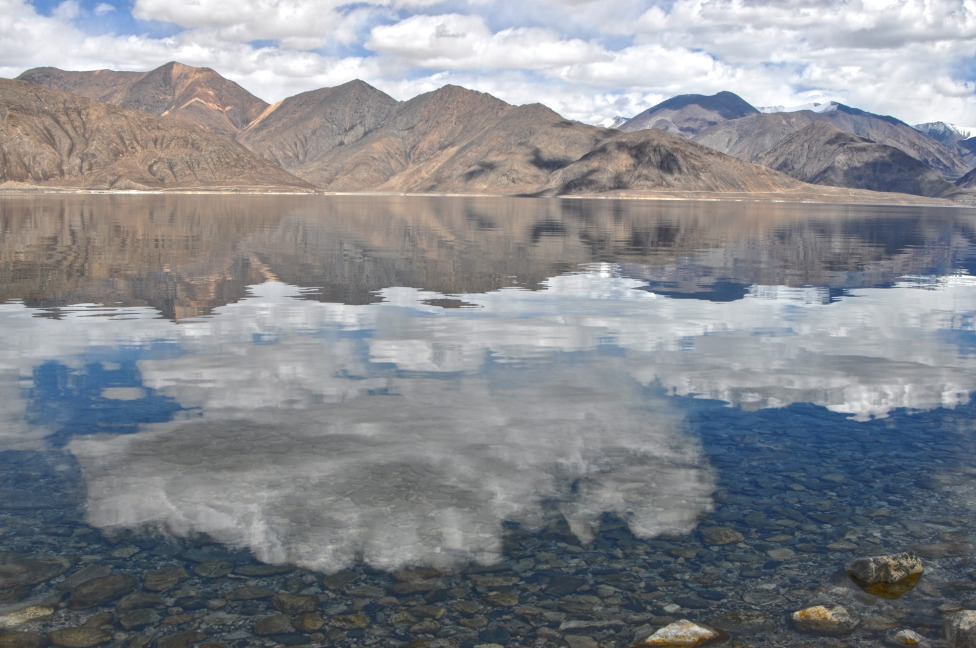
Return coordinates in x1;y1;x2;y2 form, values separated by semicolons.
3;395;976;648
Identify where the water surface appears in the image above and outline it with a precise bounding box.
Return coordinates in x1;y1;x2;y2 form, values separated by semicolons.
2;194;976;646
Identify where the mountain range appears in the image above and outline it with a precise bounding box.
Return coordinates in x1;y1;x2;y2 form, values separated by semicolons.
4;61;976;204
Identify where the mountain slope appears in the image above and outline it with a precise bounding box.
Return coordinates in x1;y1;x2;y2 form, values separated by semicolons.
0;78;312;191
542;129;804;195
756;122;965;199
236;80;399;172
621;91;759;136
17;62;269;139
693;106;969;180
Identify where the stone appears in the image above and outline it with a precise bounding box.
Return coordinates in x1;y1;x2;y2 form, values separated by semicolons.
0;554;74;603
47;627;112;648
156;631;208;648
58;566;112;592
294;613;325;633
143;566;188;592
330;614;369;630
409;619;440;634
254;613;293;636
117;608;160;631
321;571;358;589
67;574;137;609
699;527;744;546
565;636;599;648
116;593;162;612
887;628;925;646
0;632;48;648
272;593;318;615
945;610;976;648
193;562;233;579
0;606;54;629
846;552;923;598
765;548;794;561
791;604;859;635
225;585;272;601
631;619;725;647
233;564;293;577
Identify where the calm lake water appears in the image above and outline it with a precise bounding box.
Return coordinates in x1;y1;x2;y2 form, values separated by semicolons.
1;194;976;647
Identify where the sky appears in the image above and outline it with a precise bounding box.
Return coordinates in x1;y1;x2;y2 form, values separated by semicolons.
1;0;975;128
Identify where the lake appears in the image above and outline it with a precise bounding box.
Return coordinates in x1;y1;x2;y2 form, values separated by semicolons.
1;193;975;647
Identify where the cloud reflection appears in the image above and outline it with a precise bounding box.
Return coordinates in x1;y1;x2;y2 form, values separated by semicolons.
3;270;975;570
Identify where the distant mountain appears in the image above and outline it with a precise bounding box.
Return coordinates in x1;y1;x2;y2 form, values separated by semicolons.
17;62;269;139
598;116;629;129
914;121;976;169
756;122;967;200
620;91;759;136
542;129;803;196
0;78;312;191
693;105;970;180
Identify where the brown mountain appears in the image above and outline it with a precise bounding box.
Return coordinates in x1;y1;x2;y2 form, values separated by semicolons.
237;80;399;172
0;78;313;191
17;62;269;139
620;91;759;136
251;84;618;194
541;129;803;195
692;105;969;180
756;122;970;200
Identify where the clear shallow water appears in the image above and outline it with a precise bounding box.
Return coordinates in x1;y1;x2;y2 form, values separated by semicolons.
1;194;976;646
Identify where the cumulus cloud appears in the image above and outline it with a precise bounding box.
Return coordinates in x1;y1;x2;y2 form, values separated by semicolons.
1;0;974;124
367;13;605;70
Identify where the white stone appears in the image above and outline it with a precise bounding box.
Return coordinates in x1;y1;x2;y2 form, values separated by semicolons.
635;619;723;647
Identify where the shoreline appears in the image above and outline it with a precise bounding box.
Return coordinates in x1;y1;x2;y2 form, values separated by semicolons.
0;184;970;209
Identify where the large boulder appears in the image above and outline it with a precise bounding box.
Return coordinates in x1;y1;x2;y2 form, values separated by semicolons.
846;552;923;598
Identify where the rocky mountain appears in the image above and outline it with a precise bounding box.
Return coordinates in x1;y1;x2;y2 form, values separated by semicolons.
542;129;803;196
236;80;399;173
17;62;269;139
956;167;976;189
756;122;966;200
620;91;759;136
692;104;970;180
0;78;312;191
250;84;619;194
914;121;976;170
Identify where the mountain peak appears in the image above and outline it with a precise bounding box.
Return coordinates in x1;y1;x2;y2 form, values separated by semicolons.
621;91;758;136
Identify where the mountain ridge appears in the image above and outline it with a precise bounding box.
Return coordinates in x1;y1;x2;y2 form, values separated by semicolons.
5;63;975;205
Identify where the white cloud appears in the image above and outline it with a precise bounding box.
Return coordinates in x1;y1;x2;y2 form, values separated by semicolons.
367;13;605;70
1;0;976;145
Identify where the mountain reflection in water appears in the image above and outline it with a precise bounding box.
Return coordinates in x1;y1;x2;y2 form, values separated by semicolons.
1;194;975;573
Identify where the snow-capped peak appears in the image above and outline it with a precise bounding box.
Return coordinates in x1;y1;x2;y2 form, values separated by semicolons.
758;101;839;114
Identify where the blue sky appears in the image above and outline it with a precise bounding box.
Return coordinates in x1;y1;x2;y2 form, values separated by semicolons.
2;0;975;127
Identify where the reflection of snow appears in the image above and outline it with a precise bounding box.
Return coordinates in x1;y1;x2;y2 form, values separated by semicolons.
2;269;975;568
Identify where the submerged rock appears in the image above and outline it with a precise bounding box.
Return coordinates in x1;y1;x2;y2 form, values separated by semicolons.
631;619;726;646
945;610;976;648
887;628;926;646
0;632;48;648
67;574;137;609
47;627;112;648
699;527;744;546
0;606;54;629
846;552;923;598
790;604;859;635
